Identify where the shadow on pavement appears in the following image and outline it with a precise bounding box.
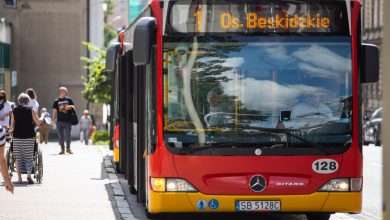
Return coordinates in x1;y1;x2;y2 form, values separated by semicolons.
99;160;122;220
147;213;306;220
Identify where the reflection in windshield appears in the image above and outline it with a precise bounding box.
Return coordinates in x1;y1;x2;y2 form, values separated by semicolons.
163;36;352;153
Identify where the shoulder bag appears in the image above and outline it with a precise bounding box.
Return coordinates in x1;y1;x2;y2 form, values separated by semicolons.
70;108;79;125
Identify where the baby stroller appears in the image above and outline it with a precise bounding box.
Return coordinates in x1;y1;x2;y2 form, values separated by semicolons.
6;138;43;183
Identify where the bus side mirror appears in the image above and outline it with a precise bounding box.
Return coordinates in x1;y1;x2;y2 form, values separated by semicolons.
106;42;121;72
133;17;156;65
361;43;379;83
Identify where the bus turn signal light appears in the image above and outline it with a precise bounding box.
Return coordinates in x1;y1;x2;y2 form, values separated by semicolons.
319;178;362;192
150;178;197;192
151;178;166;192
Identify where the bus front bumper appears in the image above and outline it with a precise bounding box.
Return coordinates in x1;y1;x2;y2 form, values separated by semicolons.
147;190;362;214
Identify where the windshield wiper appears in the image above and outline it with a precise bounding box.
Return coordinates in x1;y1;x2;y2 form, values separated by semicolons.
241;127;331;155
175;127;332;155
178;142;256;154
282;131;331;155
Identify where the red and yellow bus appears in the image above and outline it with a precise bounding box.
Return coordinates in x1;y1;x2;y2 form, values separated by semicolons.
106;0;379;219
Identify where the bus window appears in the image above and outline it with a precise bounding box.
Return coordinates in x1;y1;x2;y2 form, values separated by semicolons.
163;36;352;153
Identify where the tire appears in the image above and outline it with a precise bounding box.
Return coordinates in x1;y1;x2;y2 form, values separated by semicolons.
374;130;381;146
306;213;331;220
129;185;137;195
33;149;38;179
145;208;161;219
115;162;121;173
36;148;43;183
6;149;13;177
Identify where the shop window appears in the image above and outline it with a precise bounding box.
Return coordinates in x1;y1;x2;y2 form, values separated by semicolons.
4;0;16;8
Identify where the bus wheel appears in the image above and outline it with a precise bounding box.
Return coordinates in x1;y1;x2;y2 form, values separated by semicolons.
145;208;160;219
306;213;331;220
115;162;121;173
129;185;137;195
374;130;381;146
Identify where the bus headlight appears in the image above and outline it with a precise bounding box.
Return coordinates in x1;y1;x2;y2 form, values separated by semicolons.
151;178;166;192
166;178;197;192
319;178;362;192
319;178;349;192
150;178;197;192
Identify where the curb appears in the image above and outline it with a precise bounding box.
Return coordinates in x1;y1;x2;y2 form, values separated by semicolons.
98;146;137;220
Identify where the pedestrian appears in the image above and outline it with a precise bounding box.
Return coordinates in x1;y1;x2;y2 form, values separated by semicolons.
52;87;75;154
80;110;92;145
38;107;52;144
0;126;14;193
10;93;43;184
0;90;12;130
26;88;39;114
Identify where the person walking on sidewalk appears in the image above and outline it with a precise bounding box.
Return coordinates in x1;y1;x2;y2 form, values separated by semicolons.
0;90;12;130
26;88;39;114
80;110;92;145
52;87;75;154
0;126;14;193
10;93;43;184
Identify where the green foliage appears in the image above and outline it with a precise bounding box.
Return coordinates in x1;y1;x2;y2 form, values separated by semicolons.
104;0;117;47
104;24;117;47
91;129;110;145
81;41;111;104
104;0;114;22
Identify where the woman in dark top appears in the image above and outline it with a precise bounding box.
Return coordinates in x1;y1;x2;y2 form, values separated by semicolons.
10;93;43;184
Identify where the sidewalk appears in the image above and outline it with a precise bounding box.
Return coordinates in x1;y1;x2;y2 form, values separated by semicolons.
0;141;127;220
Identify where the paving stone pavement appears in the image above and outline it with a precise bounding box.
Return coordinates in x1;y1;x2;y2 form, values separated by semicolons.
0;140;132;220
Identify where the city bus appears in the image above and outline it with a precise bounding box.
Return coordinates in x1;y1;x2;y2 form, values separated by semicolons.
106;0;379;219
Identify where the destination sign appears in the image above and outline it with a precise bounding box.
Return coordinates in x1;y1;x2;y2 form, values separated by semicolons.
166;1;350;35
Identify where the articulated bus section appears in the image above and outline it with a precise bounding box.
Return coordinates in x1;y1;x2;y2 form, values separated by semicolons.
106;0;379;219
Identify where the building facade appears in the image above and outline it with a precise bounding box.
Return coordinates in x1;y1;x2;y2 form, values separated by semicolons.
1;0;104;133
1;0;88;115
0;17;12;97
362;0;384;115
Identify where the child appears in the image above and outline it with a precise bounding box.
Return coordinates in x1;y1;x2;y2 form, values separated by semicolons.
38;108;52;144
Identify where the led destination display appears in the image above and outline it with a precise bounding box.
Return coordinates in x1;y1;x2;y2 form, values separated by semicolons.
217;13;331;30
167;1;350;35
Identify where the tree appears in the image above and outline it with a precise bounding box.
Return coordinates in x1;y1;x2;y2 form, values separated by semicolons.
81;41;111;104
104;0;117;47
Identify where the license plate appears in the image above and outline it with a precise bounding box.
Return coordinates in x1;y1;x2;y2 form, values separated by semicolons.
236;200;280;211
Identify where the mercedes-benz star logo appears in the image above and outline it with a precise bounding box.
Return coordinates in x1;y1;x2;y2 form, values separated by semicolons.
249;175;266;192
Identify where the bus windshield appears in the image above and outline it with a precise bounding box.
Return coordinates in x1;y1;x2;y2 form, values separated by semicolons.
163;36;352;155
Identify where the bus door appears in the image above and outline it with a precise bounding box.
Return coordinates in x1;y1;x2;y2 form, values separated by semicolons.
133;64;147;203
106;43;121;164
132;17;157;204
132;65;138;194
123;44;135;187
118;43;133;173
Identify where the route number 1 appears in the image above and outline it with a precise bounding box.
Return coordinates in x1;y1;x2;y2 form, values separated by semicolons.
194;10;202;32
